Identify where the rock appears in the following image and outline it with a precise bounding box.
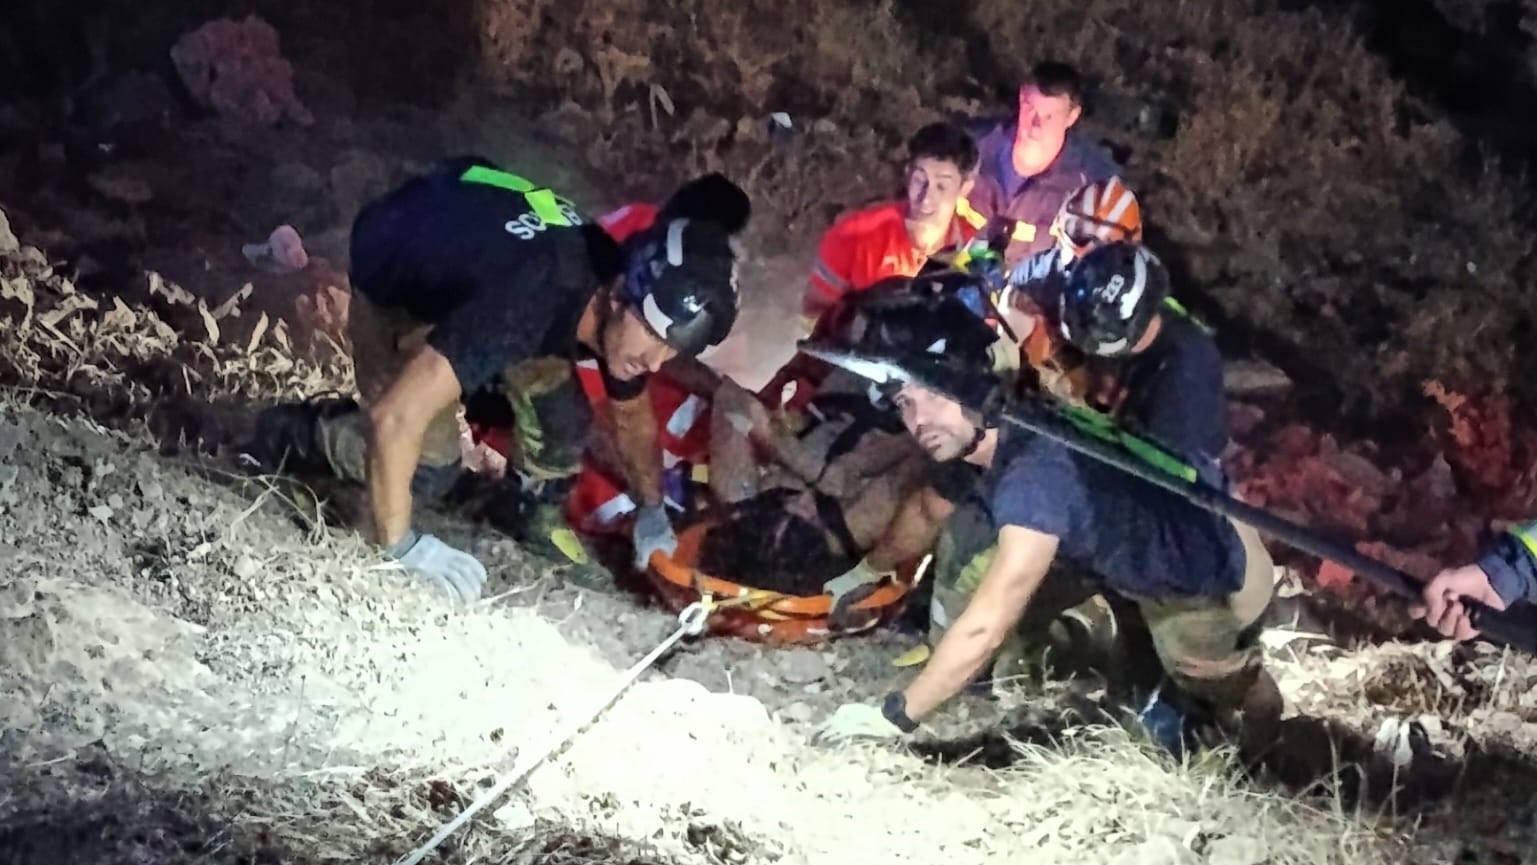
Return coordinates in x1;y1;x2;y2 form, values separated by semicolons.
233;555;260;580
1227;403;1265;439
1207;834;1267;865
777;648;830;685
1319;448;1394;497
170;16;313;126
0;420;21;461
493;798;535;831
1484;710;1525;736
1223;359;1292;396
780;701;815;723
242;224;309;274
17;246;49;279
0;208;18;255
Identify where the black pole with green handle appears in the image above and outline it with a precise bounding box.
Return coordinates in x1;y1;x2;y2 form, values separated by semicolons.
800;344;1537;655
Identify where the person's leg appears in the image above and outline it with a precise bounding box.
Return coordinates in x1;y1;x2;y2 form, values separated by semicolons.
308;293;463;498
1136;521;1281;762
483;356;605;568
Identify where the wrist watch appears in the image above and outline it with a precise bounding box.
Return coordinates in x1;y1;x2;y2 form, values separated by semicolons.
881;691;919;733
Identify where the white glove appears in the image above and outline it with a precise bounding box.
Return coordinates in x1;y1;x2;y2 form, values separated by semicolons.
822;558;896;603
813;702;906;745
632;503;678;569
392;531;487;604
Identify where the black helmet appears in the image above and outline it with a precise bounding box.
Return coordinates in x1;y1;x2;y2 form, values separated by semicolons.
1059;241;1169;357
659;173;752;236
815;288;1004;413
623;217;739;356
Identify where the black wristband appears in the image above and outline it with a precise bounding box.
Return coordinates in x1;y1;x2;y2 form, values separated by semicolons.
388;528;421;559
881;690;918;733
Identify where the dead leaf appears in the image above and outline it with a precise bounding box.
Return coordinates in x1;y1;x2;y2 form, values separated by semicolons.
148;272;196;306
247;312;270;354
101;297;139;332
211;283;254;320
199;302;220;345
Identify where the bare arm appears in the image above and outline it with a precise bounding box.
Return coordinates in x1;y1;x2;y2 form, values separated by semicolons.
902;524;1059;719
864;485;955;572
366;346;463;547
607;392;665;507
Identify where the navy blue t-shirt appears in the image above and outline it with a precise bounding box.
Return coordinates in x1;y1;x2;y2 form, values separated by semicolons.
348;156;642;400
1106;312;1228;480
984;426;1246;599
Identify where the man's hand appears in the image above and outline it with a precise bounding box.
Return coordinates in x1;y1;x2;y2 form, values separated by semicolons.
392;531;488;604
631;503;677;569
1411;563;1508;641
812;703;905;745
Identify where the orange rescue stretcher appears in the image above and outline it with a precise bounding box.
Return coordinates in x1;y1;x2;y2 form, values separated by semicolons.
467;353;920;644
645;522;920;645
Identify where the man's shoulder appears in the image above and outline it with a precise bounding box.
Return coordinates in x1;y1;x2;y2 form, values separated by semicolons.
964;117;1013;161
992;427;1073;485
1055;134;1121;184
1159;311;1223;370
822;201;905;241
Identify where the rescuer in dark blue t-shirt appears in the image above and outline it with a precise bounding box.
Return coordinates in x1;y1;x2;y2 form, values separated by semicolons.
805;280;1281;765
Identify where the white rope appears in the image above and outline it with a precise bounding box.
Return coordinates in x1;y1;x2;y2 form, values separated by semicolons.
394;602;712;865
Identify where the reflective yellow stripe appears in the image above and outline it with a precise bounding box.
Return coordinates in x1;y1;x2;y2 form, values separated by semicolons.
1511;522;1537;561
459;165;572;227
955;197;986;229
1160;296;1213;334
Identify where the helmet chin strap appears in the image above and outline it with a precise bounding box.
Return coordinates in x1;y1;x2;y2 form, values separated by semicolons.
957;422;987;460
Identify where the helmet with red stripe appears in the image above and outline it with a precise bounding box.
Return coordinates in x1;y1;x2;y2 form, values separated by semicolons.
1051;176;1143;264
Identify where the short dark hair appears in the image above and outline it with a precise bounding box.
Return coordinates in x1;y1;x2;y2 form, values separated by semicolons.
1023;61;1085;107
906;122;979;174
660;172;752;236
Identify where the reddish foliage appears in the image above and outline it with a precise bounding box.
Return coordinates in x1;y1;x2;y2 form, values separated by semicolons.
1424;380;1514;497
171;17;314;127
1228;399;1506;613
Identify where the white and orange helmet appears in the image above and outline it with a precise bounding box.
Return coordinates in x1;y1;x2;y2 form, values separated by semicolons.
1051;176;1143;264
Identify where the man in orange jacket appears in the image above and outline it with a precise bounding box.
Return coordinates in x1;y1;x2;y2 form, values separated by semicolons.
800;122;986;332
760;122;986;414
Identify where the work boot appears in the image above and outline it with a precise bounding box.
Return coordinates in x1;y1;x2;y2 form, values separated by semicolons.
463;473;615;589
1233;668;1284;769
247;396;359;477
